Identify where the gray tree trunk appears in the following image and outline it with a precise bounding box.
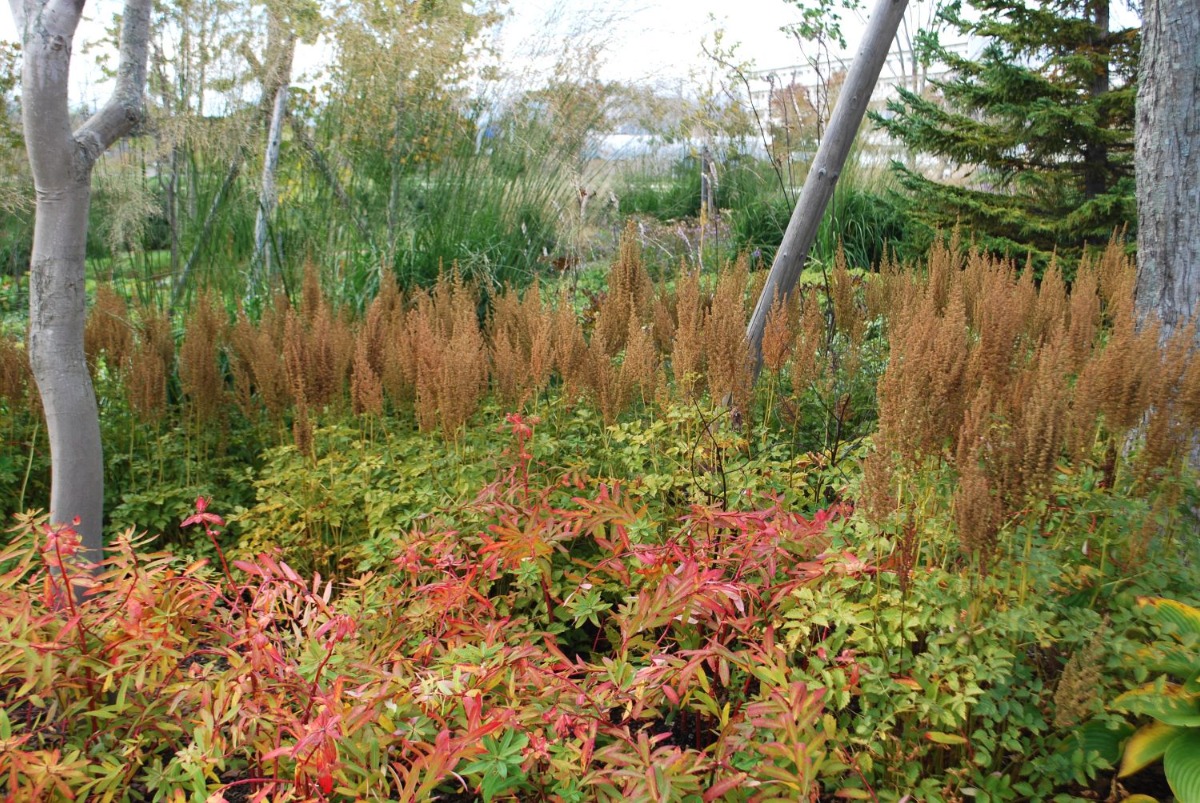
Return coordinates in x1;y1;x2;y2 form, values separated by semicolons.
746;0;910;374
250;8;296;297
11;0;152;563
1135;0;1200;342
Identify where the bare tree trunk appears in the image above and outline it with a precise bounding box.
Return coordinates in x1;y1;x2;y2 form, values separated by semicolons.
1084;0;1110;201
12;0;152;563
1135;0;1200;343
250;8;296;297
746;0;910;374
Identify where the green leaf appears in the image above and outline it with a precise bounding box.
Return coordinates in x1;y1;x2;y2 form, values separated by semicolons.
925;731;968;746
1164;729;1200;803
1141;644;1200;679
1077;719;1134;766
1119;723;1184;778
1141;597;1200;640
1113;684;1200;727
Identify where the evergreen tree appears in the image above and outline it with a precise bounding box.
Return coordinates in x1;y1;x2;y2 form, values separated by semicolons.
873;0;1138;271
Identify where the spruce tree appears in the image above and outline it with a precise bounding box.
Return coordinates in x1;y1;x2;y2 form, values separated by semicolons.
873;0;1138;271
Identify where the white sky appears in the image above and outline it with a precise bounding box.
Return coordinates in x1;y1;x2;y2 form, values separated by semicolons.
1;0;1142;107
2;0;825;105
492;0;818;84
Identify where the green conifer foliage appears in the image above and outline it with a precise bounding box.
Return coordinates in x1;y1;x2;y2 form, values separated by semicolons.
873;0;1138;271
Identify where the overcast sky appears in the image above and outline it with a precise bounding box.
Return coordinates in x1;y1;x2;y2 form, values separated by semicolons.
2;0;827;105
1;0;1143;105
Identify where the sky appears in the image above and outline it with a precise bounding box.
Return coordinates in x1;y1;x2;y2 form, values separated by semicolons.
2;0;1142;107
491;0;823;84
1;0;827;106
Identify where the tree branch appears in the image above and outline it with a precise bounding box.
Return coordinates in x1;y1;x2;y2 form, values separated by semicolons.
74;0;151;164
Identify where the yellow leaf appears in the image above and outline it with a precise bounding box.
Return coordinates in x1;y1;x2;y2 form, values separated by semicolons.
1120;722;1183;778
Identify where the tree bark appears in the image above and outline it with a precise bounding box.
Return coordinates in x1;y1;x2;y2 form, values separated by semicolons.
746;0;910;374
1135;0;1200;342
250;6;296;298
13;0;152;563
1084;0;1110;200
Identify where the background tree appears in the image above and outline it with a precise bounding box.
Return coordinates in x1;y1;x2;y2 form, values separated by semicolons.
1134;0;1198;342
9;0;151;562
874;0;1139;271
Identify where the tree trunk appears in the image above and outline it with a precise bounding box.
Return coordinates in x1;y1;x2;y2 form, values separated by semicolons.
250;8;296;298
1084;0;1110;200
1135;0;1200;342
746;0;910;373
13;0;152;564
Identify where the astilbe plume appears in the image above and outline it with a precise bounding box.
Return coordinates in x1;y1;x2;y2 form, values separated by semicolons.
790;290;826;394
875;284;970;467
488;293;526;408
525;287;555;401
1053;626;1107;729
594;221;653;355
925;229;965;315
380;302;416;406
229;298;291;423
550;293;589;402
84;285;133;374
438;298;489;434
305;303;355;409
350;333;384;417
964;258;1032;393
651;284;677;355
283;309;314;453
759;290;796;377
1095;234;1136;315
300;261;323;322
411;273;489;434
178;290;227;425
703;255;752;414
126;302;173;422
1093;313;1160;434
487;282;552;408
1065;260;1102;368
358;273;401;380
620;311;658;408
1032;259;1069;346
584;336;627;425
1009;335;1071;502
954;390;1004;560
830;249;864;347
670;266;705;398
865;249;904;322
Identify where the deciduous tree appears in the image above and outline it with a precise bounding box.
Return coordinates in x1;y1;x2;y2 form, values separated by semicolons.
9;0;151;562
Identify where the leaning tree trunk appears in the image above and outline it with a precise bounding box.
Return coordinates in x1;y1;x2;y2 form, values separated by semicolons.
1135;0;1200;342
746;0;910;374
12;0;152;564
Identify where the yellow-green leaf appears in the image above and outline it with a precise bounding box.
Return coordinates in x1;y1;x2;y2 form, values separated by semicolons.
1113;684;1200;727
925;731;968;745
1119;722;1183;777
1141;597;1200;640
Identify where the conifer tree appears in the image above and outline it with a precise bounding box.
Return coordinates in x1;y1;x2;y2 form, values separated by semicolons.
873;0;1138;270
